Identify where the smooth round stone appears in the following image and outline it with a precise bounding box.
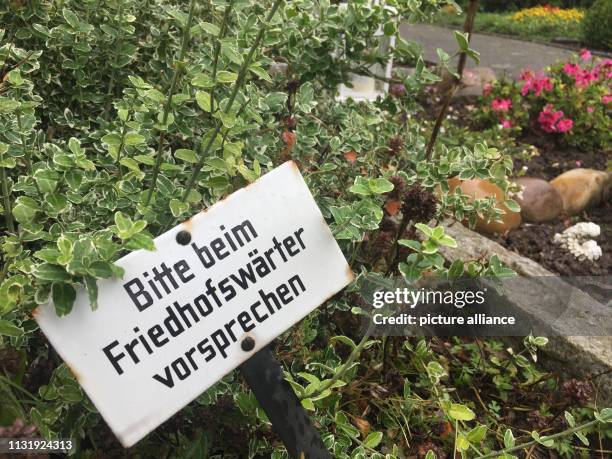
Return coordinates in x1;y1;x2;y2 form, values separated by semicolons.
511;177;563;222
550;168;611;215
449;178;521;235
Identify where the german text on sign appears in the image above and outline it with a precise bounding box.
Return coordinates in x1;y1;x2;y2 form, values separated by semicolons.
34;161;353;447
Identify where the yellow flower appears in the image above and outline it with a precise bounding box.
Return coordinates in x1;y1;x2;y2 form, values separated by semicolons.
511;6;584;23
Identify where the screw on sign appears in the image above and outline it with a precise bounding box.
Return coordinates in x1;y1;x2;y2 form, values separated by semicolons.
34;162;350;457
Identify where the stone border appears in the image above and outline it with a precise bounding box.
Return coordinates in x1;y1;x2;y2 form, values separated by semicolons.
437;219;612;404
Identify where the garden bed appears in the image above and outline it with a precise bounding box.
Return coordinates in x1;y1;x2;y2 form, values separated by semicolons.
418;92;610;278
494;140;610;277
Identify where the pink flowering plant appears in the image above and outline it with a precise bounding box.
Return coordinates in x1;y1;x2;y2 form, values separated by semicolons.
477;50;611;150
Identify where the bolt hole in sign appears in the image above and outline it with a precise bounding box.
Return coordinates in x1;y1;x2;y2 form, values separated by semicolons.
33;161;353;447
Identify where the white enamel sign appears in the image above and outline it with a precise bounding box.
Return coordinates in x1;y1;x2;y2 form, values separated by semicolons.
34;161;353;447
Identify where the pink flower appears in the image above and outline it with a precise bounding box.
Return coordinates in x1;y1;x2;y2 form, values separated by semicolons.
520;69;553;96
500;119;512;129
556;118;573;132
587;106;594;113
579;49;592;62
563;63;580;77
491;98;512;112
538;104;565;133
575;69;597;88
602;94;612;104
483;83;493;96
575;160;582;167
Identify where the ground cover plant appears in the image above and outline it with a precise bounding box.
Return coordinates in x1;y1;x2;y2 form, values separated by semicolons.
432;4;585;48
0;1;611;457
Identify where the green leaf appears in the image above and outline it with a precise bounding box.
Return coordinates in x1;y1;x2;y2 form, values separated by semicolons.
575;430;589;446
125;233;156;251
195;91;212;112
124;132;146;146
216;71;238;83
0;320;24;337
349;176;371;196
456;434;470;452
175;149;198;163
191;73;214;88
467;425;487;443
52;282;76;316
200;22;220;35
62;8;80;29
114;211;132;234
454;31;469;51
447;403;475;421
363;431;383;448
84;275;99;310
596;408;612;423
504;199;521;213
368;178;394;194
0;97;20;113
437;235;457;248
504;428;515;448
415;223;433;237
34;264;71;282
13;196;40;223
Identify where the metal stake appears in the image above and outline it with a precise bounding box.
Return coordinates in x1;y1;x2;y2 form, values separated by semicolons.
239;344;332;459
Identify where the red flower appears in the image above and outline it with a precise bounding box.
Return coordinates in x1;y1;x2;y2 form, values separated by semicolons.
538;104;572;133
520;69;553;96
575;69;597;88
500;119;512;129
556;118;573;133
563;63;580;77
491;98;512;112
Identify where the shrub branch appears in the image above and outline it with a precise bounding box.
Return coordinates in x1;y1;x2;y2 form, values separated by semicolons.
144;0;198;206
181;0;284;201
425;0;478;160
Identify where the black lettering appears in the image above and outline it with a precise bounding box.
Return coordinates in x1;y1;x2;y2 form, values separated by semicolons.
123;278;153;312
148;324;169;347
231;220;258;246
250;300;269;322
211;329;230;358
171;357;191;380
103;340;126;375
237;311;255;332
288;274;306;296
294;228;306;249
283;235;299;256
276;284;293;305
210;237;229;260
218;277;237;302
174;260;195;283
260;288;281;314
163;306;185;337
191;241;216;268
152;366;174;388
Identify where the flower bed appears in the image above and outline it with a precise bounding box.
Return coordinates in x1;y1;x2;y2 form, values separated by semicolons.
478;50;611;150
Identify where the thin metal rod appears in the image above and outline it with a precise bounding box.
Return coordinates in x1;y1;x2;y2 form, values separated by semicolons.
239;346;331;459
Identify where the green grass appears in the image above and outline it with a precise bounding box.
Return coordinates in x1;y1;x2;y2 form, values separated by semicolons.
432;11;584;45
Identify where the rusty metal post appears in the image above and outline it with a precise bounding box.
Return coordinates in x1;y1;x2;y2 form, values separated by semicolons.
239;345;332;459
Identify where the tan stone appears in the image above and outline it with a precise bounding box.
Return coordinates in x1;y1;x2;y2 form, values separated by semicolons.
448;178;521;234
511;177;563;222
550;168;611;215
